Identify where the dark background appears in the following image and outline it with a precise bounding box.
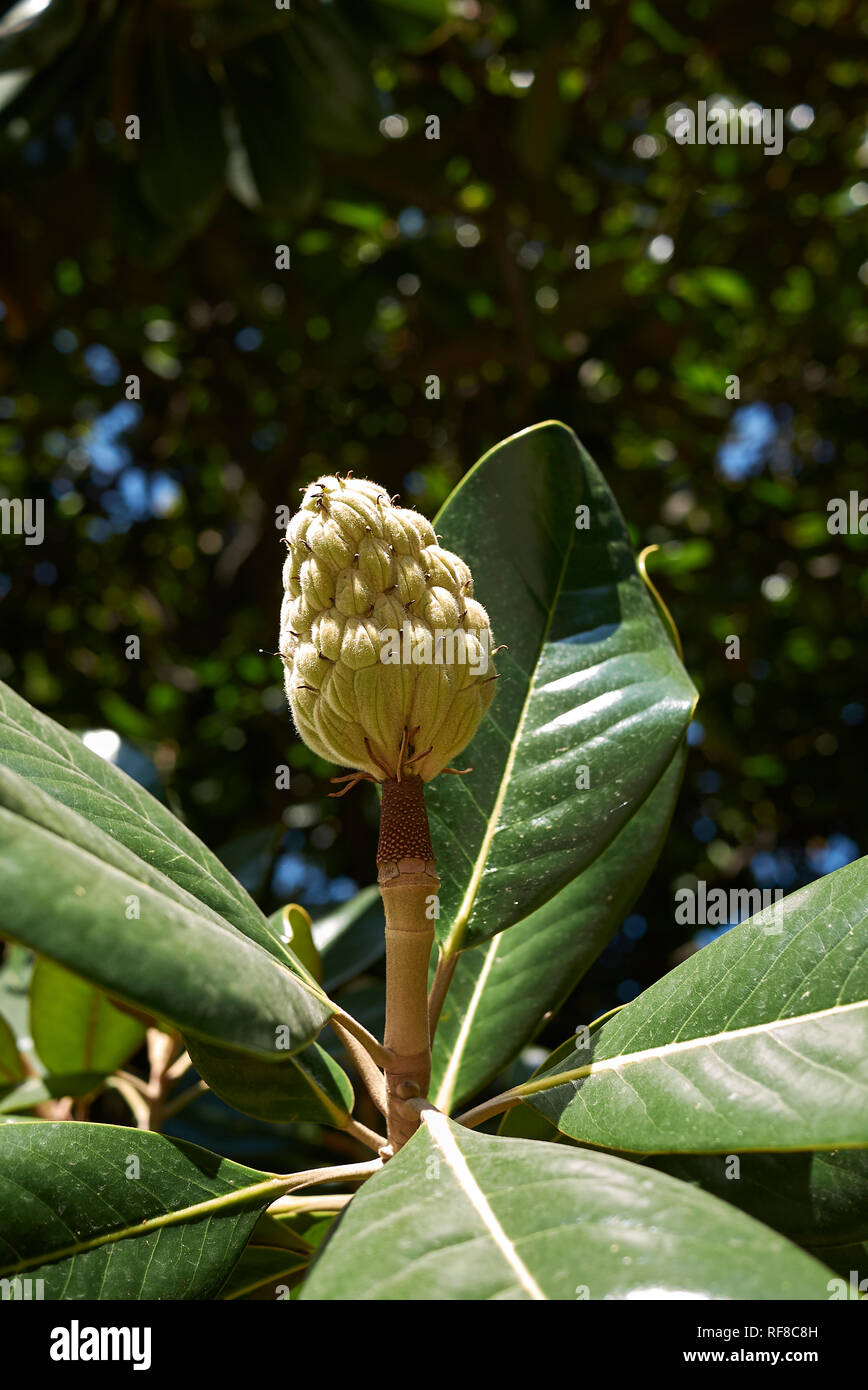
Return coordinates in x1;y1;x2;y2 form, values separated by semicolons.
1;0;866;1092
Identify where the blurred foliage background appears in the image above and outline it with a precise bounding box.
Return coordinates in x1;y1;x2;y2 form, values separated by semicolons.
1;0;867;1159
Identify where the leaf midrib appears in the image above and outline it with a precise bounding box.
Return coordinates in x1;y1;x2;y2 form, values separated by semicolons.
423;1113;546;1300
528;999;868;1098
0;1173;290;1278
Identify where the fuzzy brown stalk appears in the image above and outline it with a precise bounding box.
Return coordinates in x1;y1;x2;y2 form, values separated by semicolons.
377;775;439;1151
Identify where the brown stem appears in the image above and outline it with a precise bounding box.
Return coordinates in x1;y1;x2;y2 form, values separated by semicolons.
280;1158;383;1192
402;1096;442;1122
144;1027;184;1132
107;1076;151;1129
344;1117;388;1153
377;776;439;1151
428;950;459;1041
330;1009;394;1069
455;1092;522;1130
329;1018;388;1116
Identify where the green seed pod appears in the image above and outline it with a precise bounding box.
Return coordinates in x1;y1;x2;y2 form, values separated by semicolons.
280;475;497;781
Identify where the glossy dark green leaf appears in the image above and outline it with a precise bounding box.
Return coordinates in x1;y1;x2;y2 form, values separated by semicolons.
807;1242;867;1291
0;681;304;973
310;885;385;991
138;36;226;230
495;1103;562;1142
220;1244;307;1300
321;980;385;1064
649;1149;868;1250
431;748;685;1111
528;857;868;1153
0;763;331;1057
0;1073;107;1114
301;1114;832;1300
186;1035;353;1127
267;903;323;984
0;1121;289;1299
267;1209;338;1253
249;1210;320;1253
30;957;146;1077
425;422;696;952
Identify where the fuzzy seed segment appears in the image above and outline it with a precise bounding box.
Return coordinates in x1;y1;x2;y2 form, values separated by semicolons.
280;476;497;781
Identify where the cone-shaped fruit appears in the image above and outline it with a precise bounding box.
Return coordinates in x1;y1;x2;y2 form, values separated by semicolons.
280;476;496;781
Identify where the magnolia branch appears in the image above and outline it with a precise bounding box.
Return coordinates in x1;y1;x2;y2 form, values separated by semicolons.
331;1008;395;1070
274;1157;383;1197
427;950;458;1040
329;1018;388;1116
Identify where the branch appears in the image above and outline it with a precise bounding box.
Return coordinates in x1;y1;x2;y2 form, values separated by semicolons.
106;1076;151;1129
115;1030;200;1131
331;1008;394;1070
165;1049;193;1083
454;1091;522;1130
115;1069;150;1097
344;1117;388;1153
377;775;439;1150
143;1027;183;1131
402;1096;441;1121
278;1157;383;1194
329;1018;388;1116
427;950;458;1040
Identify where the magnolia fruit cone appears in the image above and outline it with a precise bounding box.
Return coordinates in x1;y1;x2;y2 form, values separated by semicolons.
279;475;496;782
